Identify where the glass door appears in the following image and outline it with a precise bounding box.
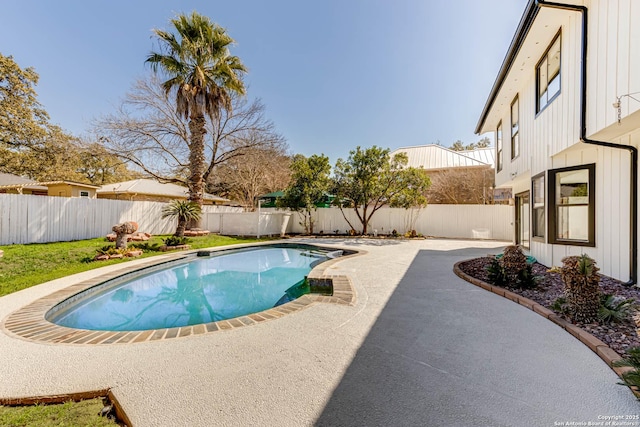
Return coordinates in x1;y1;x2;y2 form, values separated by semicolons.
515;192;530;249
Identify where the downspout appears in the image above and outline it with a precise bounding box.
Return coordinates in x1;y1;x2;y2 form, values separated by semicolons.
537;0;638;285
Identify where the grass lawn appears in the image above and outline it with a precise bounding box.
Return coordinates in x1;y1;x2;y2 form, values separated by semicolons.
0;398;117;427
0;234;264;424
0;234;261;297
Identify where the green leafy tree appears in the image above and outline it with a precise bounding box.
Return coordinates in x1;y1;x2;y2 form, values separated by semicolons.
162;200;202;237
146;12;247;225
0;53;48;149
278;154;331;234
476;136;491;148
332;146;431;235
450;140;466;151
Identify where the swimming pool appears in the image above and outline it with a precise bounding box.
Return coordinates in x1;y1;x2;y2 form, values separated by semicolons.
46;245;341;332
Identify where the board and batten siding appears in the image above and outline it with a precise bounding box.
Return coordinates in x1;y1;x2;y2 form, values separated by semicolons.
493;9;583;189
529;135;636;281
586;0;640;135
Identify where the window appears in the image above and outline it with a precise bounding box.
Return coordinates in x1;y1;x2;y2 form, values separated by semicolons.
511;95;519;159
548;164;595;246
536;32;561;113
496;122;503;172
532;173;545;239
80;191;89;198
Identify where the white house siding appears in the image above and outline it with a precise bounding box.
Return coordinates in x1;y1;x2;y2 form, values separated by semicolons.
586;0;640;135
527;142;631;280
480;1;640;281
493;8;583;189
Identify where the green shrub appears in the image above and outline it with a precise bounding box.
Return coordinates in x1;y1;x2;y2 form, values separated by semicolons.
163;236;190;247
599;294;636;324
515;264;538;289
550;296;568;314
486;257;507;286
612;347;640;392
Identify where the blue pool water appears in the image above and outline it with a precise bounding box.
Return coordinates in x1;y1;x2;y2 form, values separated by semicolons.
47;246;334;331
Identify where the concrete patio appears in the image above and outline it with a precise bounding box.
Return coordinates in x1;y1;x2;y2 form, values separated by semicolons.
0;238;638;426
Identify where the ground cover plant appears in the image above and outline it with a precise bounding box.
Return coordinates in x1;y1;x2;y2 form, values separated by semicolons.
0;234;260;297
0;398;118;427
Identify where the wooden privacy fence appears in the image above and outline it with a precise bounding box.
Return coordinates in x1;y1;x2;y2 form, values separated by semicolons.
0;194;513;244
237;205;514;241
0;194;241;245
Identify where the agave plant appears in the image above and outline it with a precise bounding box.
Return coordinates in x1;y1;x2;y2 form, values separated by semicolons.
162;200;202;237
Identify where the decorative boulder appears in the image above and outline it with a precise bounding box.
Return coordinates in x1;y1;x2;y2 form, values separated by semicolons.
112;221;139;249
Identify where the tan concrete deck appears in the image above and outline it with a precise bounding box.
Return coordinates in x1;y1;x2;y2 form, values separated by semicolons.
0;238;638;426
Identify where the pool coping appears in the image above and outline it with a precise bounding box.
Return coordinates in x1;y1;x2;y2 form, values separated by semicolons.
1;242;361;345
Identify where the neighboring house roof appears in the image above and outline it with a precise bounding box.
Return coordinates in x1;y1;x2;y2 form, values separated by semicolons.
0;174;98;191
390;145;495;170
0;173;47;191
259;191;285;199
36;181;100;189
97;179;229;203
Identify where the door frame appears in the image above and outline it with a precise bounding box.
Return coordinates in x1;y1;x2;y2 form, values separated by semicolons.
515;191;530;249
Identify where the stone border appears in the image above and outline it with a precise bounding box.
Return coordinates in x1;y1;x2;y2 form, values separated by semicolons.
1;244;360;345
453;260;640;398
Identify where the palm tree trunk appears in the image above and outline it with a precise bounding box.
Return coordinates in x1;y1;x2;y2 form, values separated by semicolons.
176;218;187;237
188;114;206;229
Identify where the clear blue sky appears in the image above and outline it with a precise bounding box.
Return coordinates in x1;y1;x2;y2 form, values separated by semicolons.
1;0;527;163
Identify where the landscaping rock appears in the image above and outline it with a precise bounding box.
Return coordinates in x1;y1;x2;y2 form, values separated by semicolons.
458;257;640;357
125;250;143;257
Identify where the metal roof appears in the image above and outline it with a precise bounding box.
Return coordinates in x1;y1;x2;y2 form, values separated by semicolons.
0;173;47;190
390;145;494;170
97;179;229;202
0;174;99;190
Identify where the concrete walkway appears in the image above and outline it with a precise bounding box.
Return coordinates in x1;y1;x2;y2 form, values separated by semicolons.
0;238;638;426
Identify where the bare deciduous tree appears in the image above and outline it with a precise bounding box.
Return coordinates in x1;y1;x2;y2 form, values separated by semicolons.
207;141;291;208
426;166;495;204
94;75;284;191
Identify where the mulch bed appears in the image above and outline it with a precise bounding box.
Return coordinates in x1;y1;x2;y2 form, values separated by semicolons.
458;257;640;357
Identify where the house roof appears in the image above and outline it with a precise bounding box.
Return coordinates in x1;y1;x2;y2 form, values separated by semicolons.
0;173;47;190
0;174;99;190
390;145;494;170
475;0;539;134
97;179;229;202
37;181;100;189
259;191;285;198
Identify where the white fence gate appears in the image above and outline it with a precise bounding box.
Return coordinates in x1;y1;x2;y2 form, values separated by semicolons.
0;194;241;245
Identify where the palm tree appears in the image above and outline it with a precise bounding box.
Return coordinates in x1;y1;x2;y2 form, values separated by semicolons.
146;12;246;227
162;200;202;237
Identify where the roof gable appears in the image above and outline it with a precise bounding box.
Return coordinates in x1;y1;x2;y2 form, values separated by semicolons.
391;145;494;170
97;179;229;202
